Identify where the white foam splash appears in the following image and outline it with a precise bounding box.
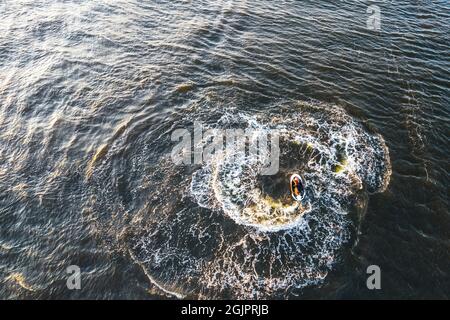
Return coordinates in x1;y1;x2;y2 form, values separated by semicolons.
133;101;391;299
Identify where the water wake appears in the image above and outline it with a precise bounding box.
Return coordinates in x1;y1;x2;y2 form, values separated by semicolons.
122;100;391;298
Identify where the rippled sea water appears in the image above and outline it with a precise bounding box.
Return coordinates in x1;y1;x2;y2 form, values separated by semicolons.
0;0;448;299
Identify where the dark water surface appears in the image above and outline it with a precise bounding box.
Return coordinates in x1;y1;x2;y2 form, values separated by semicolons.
0;0;448;299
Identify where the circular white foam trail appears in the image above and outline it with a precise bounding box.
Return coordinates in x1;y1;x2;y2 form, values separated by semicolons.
131;101;391;299
191;103;390;232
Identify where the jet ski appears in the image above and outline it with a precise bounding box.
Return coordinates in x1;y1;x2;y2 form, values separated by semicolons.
290;174;306;202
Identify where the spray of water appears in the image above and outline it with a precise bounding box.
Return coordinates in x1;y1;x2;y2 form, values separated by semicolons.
125;101;391;299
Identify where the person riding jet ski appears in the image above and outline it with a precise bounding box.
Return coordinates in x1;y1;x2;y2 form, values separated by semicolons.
290;174;306;202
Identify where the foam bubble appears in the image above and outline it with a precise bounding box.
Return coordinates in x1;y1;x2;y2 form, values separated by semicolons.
127;101;391;298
